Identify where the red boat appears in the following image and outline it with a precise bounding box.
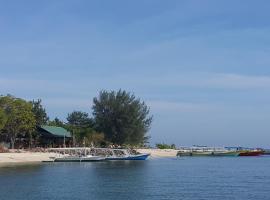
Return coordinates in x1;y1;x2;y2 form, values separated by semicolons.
238;150;263;156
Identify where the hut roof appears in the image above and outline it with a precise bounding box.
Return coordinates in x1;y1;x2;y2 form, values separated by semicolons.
39;125;71;138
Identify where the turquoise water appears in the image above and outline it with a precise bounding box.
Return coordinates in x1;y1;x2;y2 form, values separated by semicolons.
0;156;270;200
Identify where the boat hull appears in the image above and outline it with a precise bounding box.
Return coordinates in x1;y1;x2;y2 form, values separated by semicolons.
190;152;213;156
106;153;150;160
263;150;270;155
177;152;192;156
54;156;105;162
239;151;263;156
212;151;239;157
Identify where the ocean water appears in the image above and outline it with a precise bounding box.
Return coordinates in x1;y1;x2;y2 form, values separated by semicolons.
0;156;270;200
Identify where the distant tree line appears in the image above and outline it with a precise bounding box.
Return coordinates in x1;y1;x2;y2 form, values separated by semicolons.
0;90;152;148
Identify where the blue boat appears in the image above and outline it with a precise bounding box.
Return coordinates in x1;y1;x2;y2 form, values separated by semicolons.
106;153;150;161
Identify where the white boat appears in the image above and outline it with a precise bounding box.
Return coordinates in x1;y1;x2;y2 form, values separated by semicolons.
54;155;105;162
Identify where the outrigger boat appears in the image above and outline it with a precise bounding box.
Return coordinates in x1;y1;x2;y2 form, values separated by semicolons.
46;147;150;162
105;153;150;160
95;148;150;160
212;151;240;157
54;155;105;162
263;149;270;155
238;150;263;156
177;147;240;157
225;147;263;156
190;151;213;156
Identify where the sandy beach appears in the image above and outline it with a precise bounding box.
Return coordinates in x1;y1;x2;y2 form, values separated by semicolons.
137;149;178;158
0;152;59;166
0;149;177;166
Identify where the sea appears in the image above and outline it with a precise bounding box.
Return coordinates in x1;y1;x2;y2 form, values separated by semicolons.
0;156;270;200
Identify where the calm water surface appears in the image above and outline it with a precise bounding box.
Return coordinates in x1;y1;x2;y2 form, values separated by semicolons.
0;156;270;200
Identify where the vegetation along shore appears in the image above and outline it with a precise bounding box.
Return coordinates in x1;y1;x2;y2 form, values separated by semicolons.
1;90;269;165
0;89;152;150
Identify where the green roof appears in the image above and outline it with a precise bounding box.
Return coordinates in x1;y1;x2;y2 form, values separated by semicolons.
40;125;71;137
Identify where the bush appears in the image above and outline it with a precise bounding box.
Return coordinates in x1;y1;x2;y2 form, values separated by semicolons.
0;144;9;153
156;143;176;149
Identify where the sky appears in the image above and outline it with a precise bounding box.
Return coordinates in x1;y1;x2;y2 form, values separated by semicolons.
1;0;270;147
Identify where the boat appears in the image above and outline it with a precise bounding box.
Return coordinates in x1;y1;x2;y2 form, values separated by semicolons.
105;153;150;160
177;151;192;156
47;147;150;161
177;150;213;156
80;155;106;162
54;155;105;162
262;149;270;155
238;150;263;156
212;151;239;157
190;151;213;156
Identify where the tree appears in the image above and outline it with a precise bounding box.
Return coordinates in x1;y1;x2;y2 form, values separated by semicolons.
66;111;94;146
92;90;152;146
0;95;36;149
0;108;7;131
83;131;105;147
67;111;93;128
156;143;176;149
47;117;66;127
31;99;49;126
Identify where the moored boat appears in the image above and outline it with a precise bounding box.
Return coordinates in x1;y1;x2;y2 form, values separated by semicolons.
212;151;239;157
238;150;263;156
190;151;213;156
106;153;150;160
54;155;105;162
47;148;150;162
262;149;270;155
177;151;192;156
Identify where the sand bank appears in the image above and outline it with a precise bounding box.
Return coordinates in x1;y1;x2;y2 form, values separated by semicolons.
137;149;178;158
0;152;58;166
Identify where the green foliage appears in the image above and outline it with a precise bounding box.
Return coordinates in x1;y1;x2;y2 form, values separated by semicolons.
92;89;152;146
85;132;105;146
31;99;49;126
0;108;7;131
156;143;176;149
66;111;95;146
73;128;104;147
0;90;154;148
67;111;93;128
0;95;36;148
47;117;66;128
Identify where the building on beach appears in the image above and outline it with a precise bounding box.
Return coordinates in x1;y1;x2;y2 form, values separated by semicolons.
0;125;72;149
37;125;72;148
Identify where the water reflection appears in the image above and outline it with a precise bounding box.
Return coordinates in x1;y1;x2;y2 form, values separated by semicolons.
0;163;42;175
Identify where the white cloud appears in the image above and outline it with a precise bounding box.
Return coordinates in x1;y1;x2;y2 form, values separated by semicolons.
201;73;270;89
1;73;270;99
133;72;270;90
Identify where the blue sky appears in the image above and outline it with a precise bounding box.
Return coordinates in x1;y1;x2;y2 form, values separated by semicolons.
1;0;270;147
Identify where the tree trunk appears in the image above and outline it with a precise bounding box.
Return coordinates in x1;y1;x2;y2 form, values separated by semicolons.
10;137;15;149
29;134;32;149
72;129;76;147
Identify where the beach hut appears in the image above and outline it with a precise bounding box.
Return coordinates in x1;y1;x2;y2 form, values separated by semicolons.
37;125;72;148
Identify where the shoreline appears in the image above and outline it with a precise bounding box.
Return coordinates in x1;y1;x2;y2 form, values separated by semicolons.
0;149;177;166
137;149;178;158
0;152;59;166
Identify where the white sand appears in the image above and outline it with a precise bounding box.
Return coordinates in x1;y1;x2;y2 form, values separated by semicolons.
0;152;58;165
137;149;178;158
